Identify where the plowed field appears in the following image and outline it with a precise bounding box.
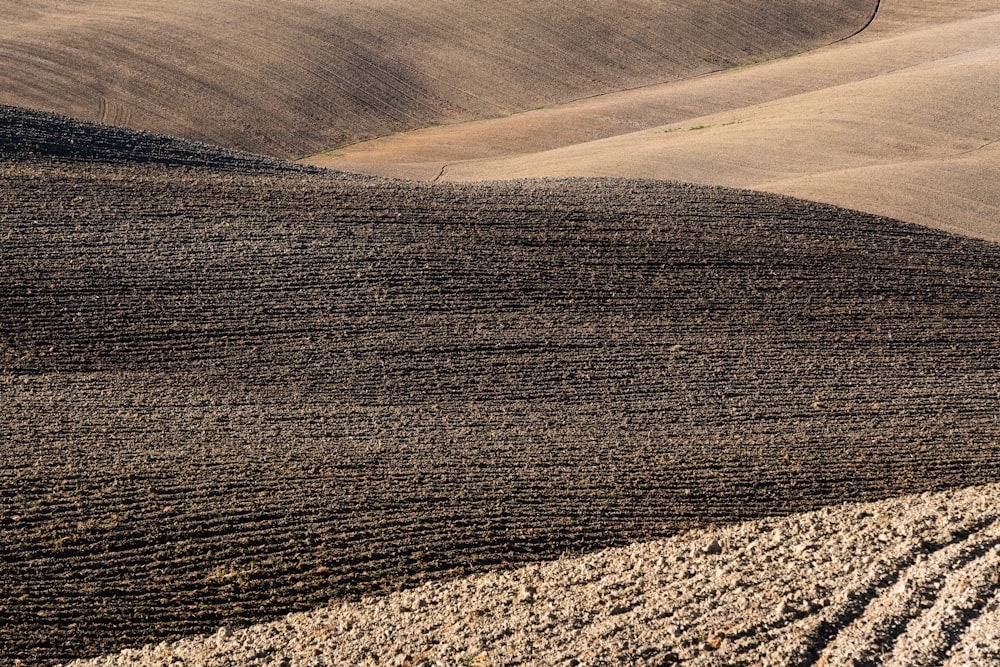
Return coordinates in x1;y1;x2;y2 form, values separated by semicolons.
3;108;1000;665
63;483;1000;666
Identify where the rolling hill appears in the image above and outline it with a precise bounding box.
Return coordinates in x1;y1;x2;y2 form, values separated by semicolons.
4;107;1000;664
309;0;1000;241
0;0;874;158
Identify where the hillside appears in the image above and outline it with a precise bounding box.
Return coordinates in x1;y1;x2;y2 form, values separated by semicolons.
0;0;875;157
311;0;1000;241
4;108;1000;664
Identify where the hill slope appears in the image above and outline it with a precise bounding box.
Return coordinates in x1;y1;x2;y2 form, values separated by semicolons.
311;0;1000;241
0;0;875;157
3;108;1000;664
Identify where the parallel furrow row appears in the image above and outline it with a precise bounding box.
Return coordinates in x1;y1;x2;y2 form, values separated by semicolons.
3;107;1000;664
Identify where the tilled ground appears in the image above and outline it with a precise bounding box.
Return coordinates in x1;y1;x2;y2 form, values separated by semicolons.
3;108;1000;665
62;483;1000;666
0;0;875;156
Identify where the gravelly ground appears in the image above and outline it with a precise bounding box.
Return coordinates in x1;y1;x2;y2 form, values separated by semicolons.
63;483;1000;666
3;107;1000;665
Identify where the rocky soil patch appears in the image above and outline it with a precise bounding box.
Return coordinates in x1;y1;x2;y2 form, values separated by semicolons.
63;483;1000;666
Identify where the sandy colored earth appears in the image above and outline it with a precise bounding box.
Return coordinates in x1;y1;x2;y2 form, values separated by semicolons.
309;0;1000;241
3;0;995;238
0;0;872;157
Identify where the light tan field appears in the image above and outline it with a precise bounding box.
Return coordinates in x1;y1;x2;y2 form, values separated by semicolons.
0;0;872;158
310;0;1000;241
5;0;993;238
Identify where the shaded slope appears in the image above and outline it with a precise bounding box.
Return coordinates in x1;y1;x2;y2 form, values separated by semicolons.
0;105;315;172
311;0;1000;240
0;0;875;157
4;109;1000;664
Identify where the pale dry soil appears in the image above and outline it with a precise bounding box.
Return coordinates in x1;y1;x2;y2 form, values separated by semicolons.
312;0;1000;242
64;483;1000;666
4;107;1000;666
0;0;873;157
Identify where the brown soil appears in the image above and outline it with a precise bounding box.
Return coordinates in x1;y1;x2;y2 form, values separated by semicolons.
63;483;1000;666
0;0;874;158
3;107;1000;665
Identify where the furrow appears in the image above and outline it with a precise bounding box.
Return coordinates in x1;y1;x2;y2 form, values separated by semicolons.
882;540;1000;665
808;514;1000;665
942;585;1000;666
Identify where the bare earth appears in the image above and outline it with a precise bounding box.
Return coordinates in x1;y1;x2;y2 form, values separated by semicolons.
0;0;872;157
2;1;999;665
3;107;1000;665
63;483;1000;666
309;0;1000;242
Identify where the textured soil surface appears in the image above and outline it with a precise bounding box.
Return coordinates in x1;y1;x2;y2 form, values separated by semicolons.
0;0;874;157
4;107;1000;665
63;483;1000;666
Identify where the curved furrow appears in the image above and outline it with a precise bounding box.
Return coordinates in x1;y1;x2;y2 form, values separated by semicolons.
800;513;1000;665
62;485;1000;666
881;540;1000;665
670;507;1000;665
943;587;1000;665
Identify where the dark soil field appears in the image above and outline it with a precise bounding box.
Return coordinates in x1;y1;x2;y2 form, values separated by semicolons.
3;107;1000;665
